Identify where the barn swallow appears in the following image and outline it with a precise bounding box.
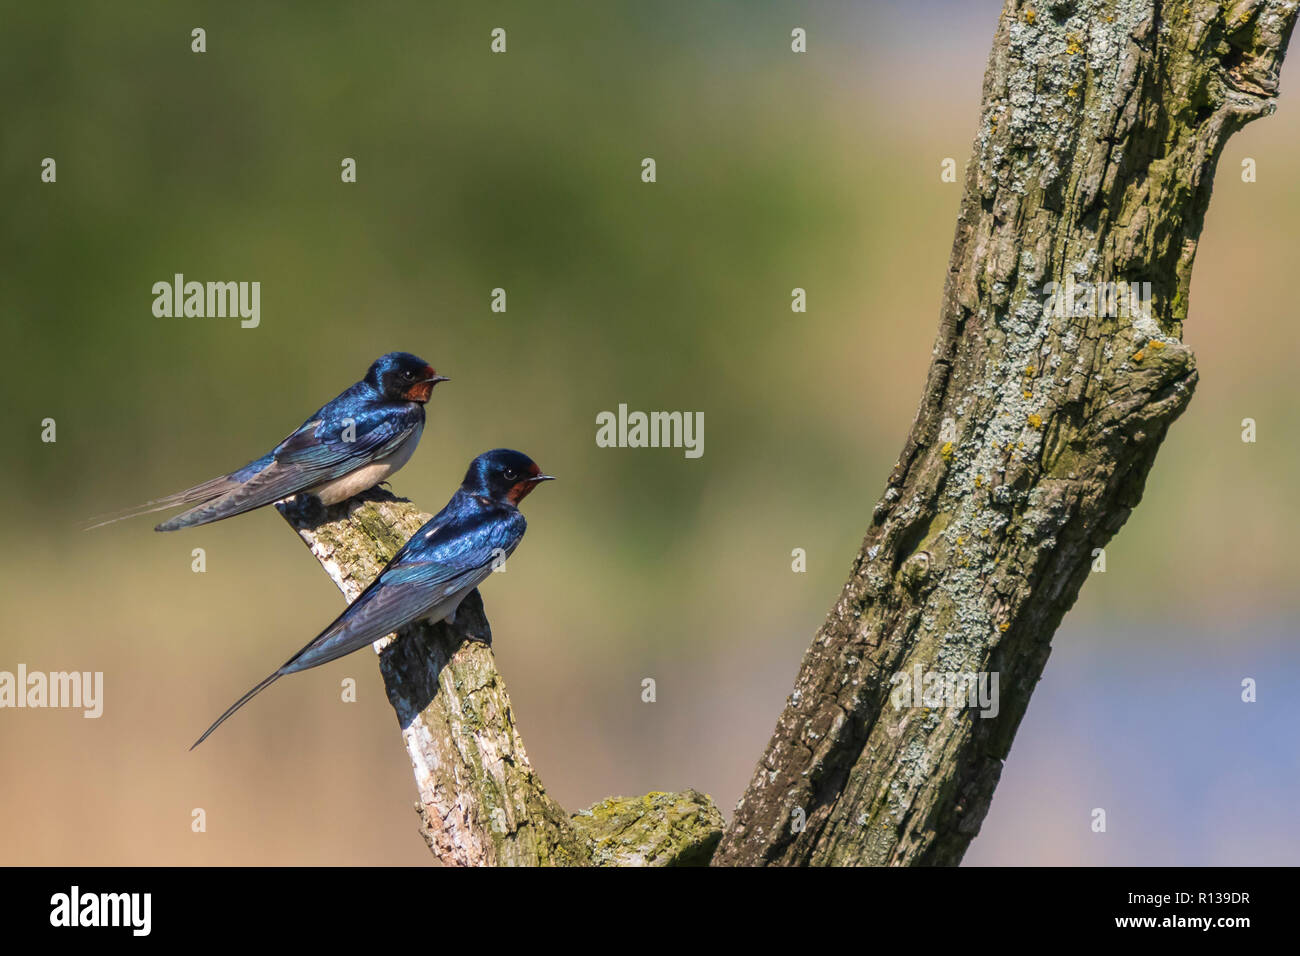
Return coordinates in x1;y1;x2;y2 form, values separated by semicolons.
190;448;554;749
88;352;447;532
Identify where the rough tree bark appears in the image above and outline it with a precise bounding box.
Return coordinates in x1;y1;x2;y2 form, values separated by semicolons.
281;0;1295;866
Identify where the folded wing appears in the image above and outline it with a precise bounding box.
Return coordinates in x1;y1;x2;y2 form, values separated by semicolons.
155;405;421;531
190;501;525;748
284;506;526;673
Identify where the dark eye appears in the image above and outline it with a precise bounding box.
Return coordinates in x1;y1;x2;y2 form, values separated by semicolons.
401;370;416;381
503;468;517;481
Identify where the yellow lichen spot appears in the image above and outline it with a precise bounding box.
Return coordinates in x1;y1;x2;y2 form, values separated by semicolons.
1067;86;1079;99
1017;441;1024;449
941;441;954;459
1023;390;1033;399
1149;340;1166;350
981;528;990;538
1028;413;1043;429
1132;350;1145;363
1066;35;1082;55
1024;9;1036;24
974;474;985;488
1025;365;1036;376
956;536;966;546
999;623;1010;632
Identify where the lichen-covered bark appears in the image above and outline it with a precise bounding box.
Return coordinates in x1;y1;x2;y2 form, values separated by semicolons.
573;790;725;866
713;0;1298;866
277;488;722;866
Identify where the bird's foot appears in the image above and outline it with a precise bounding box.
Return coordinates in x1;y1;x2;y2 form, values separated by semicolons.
285;492;328;526
442;607;492;646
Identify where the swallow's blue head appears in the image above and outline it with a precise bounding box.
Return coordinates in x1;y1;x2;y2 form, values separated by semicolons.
463;449;556;506
365;352;448;403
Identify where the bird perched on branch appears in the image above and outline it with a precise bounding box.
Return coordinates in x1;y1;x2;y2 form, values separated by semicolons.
190;448;554;749
88;352;448;531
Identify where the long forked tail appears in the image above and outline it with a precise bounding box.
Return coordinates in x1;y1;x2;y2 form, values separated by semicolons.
86;454;276;532
190;670;284;750
152;482;283;532
84;475;241;532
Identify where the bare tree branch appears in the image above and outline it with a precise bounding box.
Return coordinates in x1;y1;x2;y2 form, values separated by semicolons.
277;489;723;866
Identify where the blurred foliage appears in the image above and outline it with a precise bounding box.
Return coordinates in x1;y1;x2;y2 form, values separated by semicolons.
1;1;1297;863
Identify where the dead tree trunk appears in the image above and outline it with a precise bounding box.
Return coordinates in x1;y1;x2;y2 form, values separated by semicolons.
280;0;1296;866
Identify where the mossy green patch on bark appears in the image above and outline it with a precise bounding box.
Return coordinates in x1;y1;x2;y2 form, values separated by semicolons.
572;790;725;866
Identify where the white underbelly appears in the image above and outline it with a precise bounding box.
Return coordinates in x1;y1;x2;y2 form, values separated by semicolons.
421;562;504;627
423;589;472;627
310;423;423;505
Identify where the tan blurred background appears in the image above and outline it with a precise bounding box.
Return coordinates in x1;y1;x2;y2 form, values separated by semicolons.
2;1;1297;865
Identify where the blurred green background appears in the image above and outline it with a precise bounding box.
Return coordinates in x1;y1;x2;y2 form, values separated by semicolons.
2;1;1297;865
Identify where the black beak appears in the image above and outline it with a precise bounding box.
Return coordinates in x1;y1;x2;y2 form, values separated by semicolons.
422;375;450;385
529;474;556;483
